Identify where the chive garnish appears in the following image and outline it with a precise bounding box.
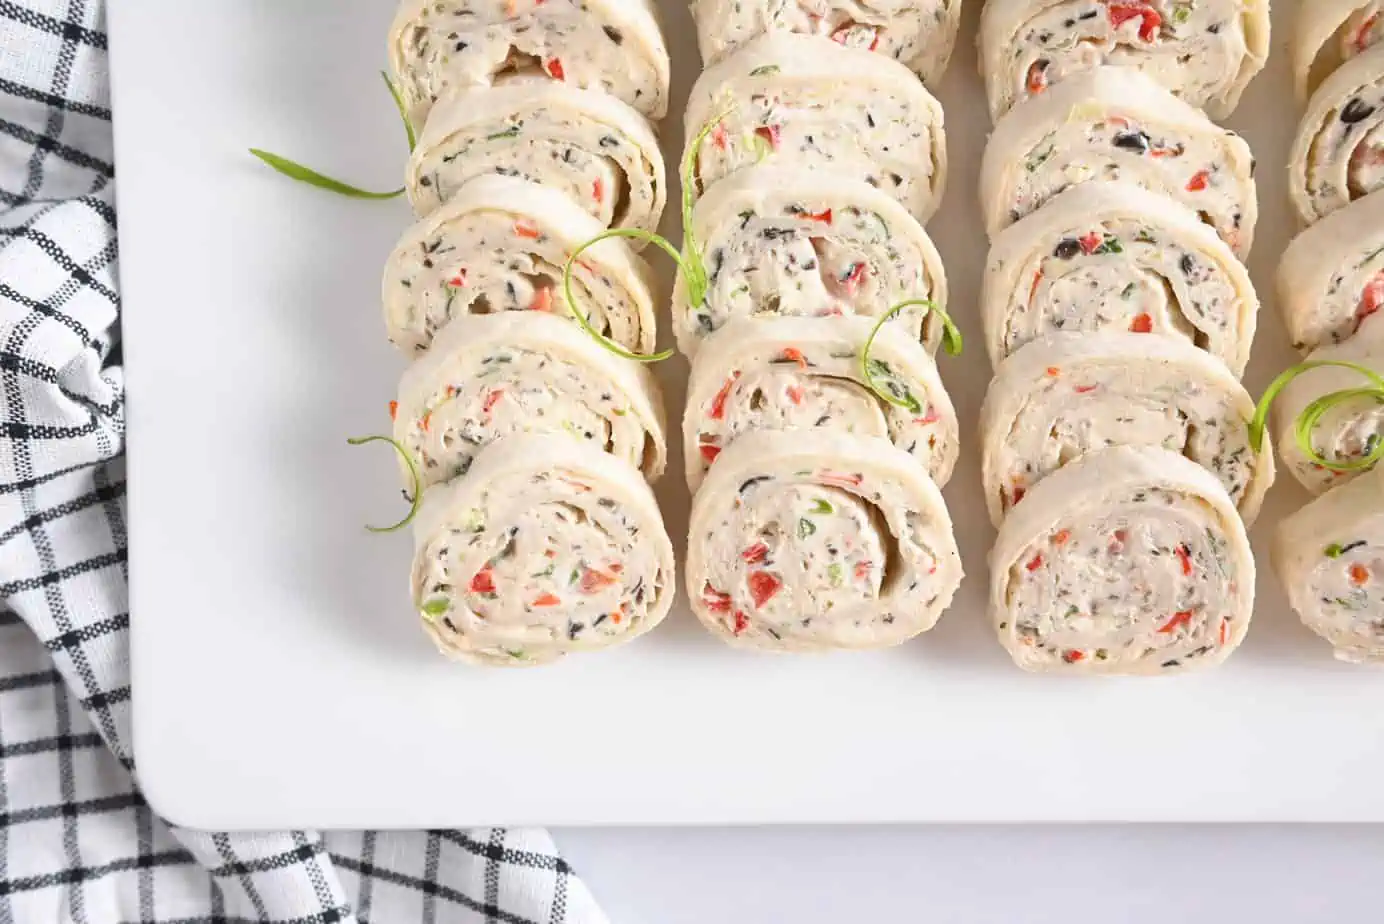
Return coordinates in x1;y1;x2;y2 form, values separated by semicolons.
1249;361;1384;472
860;298;962;411
382;71;416;153
346;435;422;532
560;108;731;361
248;70;414;199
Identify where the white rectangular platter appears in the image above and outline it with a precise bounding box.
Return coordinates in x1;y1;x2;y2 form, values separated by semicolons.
114;0;1384;830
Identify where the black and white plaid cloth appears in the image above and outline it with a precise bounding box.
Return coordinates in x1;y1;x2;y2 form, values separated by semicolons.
0;2;607;921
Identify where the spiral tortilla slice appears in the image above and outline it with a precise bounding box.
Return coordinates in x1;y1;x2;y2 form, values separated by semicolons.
684;32;947;221
407;78;665;238
1279;189;1384;354
388;0;670;128
688;0;962;85
982;181;1258;376
989;445;1254;675
394;311;667;492
1271;315;1384;496
412;433;675;666
981;332;1272;529
672;164;948;357
1290;44;1384;226
687;430;962;651
383;175;657;355
980;67;1257;257
683;316;957;492
1274;463;1384;664
979;0;1268;122
1291;0;1383;102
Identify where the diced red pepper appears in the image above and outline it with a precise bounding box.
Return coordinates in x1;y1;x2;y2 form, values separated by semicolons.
699;443;721;464
732;610;750;635
711;122;728;151
755;125;782;150
592;177;604;203
916;405;940;426
389;400;398;420
702;582;732;613
1130;312;1154;333
1357;270;1384;327
1350;563;1371;585
1175;544;1192;577
1355;13;1379;53
1054;529;1071;546
514;219;541;239
803;207;832;224
709;373;740;420
819;471;863;490
579;567;619;594
531;592;562;607
1010;482;1027;506
1218;619;1228;646
1158;610;1194;634
781;347;808;369
786;384;805;405
1026;59;1049;95
448;270;467;288
854;560;872;582
1030;270;1044;300
1025;553;1044;572
748;570;782;608
1185;170;1210;192
470;567;496;595
482;389;504;417
1107;1;1162;42
529;285;553;312
842;262;868;296
542;58;565;80
742;543;769;564
420;412;432;433
1074;384;1099;394
1063;650;1085;663
1078;231;1104;255
1046;366;1061;377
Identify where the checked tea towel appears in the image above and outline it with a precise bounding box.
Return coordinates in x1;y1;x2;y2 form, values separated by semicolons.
0;2;609;922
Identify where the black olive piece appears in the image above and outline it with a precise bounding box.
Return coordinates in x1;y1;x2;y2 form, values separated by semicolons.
1112;131;1150;154
1053;238;1081;260
1342;98;1376;124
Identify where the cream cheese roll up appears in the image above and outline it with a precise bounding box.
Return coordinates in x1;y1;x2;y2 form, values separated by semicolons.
979;0;1268;121
980;67;1258;256
1270;316;1384;495
407;78;666;237
413;434;675;666
389;0;670;128
683;317;958;491
982;181;1258;376
684;33;947;221
1274;463;1384;664
1291;1;1383;102
687;431;962;651
384;176;658;355
672;165;948;357
394;312;667;491
689;0;962;85
989;446;1254;675
981;333;1272;528
1279;190;1384;353
1290;44;1384;226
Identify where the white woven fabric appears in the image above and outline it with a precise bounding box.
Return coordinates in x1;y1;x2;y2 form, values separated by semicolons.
0;3;607;922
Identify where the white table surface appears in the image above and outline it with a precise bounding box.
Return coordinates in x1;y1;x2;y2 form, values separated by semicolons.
560;826;1383;921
